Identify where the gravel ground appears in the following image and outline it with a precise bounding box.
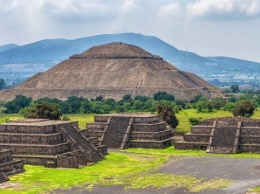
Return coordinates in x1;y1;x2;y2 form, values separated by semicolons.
53;156;260;194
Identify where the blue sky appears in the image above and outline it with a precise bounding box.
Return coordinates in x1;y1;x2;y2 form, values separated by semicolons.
1;0;260;62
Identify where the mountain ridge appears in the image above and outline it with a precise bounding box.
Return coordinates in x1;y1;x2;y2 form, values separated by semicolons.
0;33;260;87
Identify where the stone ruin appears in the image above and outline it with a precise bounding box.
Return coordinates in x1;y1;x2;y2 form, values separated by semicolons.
174;117;260;153
81;114;174;149
0;149;24;183
0;119;107;168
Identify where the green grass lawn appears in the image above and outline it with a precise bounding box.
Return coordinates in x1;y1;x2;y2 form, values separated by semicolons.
2;147;260;194
175;109;233;133
64;113;95;129
0;148;236;194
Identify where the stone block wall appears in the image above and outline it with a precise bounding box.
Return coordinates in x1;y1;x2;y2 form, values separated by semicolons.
84;114;173;149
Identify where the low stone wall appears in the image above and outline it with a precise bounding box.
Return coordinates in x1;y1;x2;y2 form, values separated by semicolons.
0;125;55;134
0;143;70;155
191;126;212;134
0;133;62;145
86;123;107;131
0;160;24;175
174;142;208;150
94;116;110;123
134;116;160;124
183;133;210;142
130;139;171;148
130;130;173;140
14;155;57;167
0;150;12;163
240;127;260;135
239;144;260;153
240;135;260;144
132;123;166;132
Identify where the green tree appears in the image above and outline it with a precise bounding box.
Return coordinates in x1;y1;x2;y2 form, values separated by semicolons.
157;104;179;128
0;78;5;90
4;95;32;113
230;84;240;93
153;91;175;101
232;100;255;117
20;102;62;120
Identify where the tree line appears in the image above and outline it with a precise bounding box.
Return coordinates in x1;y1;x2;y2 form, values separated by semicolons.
2;90;258;120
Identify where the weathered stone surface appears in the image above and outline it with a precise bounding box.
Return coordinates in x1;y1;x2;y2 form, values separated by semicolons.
0;149;24;183
0;119;107;168
82;113;174;149
174;117;260;153
0;43;221;101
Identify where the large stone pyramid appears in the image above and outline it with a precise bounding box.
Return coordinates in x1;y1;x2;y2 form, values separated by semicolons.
0;43;221;101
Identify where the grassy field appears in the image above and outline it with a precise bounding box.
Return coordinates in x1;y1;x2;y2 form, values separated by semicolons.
2;147;260;194
175;109;233;133
64;114;95;129
0;148;237;194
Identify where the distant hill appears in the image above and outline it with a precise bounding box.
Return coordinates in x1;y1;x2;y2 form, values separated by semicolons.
0;33;260;87
0;43;19;53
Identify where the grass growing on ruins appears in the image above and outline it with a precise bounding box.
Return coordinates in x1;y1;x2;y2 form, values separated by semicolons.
0;151;233;194
64;113;95;129
175;109;233;133
248;186;260;193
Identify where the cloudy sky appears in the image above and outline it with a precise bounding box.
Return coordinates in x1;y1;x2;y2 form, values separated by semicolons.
1;0;260;62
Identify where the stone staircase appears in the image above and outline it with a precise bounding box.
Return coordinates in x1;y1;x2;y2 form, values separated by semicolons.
174;117;260;153
0;172;9;183
102;117;131;148
0;120;107;168
81;114;174;149
0;149;24;183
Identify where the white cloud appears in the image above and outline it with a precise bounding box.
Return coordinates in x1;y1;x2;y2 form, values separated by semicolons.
0;0;260;62
158;2;182;18
186;0;260;19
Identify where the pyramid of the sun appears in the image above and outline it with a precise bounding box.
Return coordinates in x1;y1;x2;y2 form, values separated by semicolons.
0;42;221;101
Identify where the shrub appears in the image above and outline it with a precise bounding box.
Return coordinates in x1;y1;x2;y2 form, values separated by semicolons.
189;117;200;126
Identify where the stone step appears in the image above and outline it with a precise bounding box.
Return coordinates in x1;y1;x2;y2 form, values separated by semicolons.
240;127;260;135
129;138;172;148
174;141;208;150
238;143;260;153
0;142;70;155
239;135;260;144
0;159;24;175
130;129;173;141
13;154;57;167
132;122;166;132
191;126;212;134
86;137;99;146
0;172;9;183
0;133;63;145
183;133;210;142
0;125;55;134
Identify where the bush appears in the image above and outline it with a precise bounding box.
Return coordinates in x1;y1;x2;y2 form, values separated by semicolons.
157;104;179;128
232;100;255;117
189;117;200;126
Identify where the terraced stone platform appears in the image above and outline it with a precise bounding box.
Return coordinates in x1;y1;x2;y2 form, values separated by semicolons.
0;119;107;168
81;114;173;149
0;149;24;183
174;117;260;153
